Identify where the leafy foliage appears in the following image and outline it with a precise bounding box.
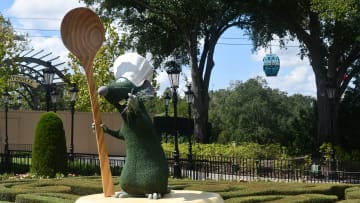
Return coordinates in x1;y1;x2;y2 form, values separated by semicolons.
31;112;67;178
311;0;358;21
0;14;27;97
81;0;252;143
232;0;360;143
208;77;316;155
67;22;124;112
0;176;355;202
162;142;283;159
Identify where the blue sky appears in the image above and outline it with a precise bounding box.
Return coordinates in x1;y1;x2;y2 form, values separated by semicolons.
0;0;316;97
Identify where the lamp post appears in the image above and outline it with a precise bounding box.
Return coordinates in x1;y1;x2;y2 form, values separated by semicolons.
3;91;10;155
164;92;171;143
2;90;10;172
326;81;337;179
69;85;78;161
166;61;182;179
50;88;58;113
184;83;194;169
43;67;55;111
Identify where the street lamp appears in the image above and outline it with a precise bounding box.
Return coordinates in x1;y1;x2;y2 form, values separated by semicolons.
3;91;10;155
166;61;182;179
184;83;194;169
69;85;78;161
2;90;10;172
43;67;55;111
164;92;171;143
50;88;58;112
326;81;337;179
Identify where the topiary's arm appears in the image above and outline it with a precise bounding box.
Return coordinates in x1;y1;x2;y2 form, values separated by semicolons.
99;124;125;140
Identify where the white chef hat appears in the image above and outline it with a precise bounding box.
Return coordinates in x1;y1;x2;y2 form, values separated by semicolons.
112;53;154;87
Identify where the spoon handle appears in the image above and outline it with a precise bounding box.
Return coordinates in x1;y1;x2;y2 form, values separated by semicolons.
85;63;115;197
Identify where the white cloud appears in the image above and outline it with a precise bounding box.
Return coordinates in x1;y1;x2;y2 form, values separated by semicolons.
266;66;316;96
5;0;86;73
252;39;316;96
29;37;69;63
7;0;85;18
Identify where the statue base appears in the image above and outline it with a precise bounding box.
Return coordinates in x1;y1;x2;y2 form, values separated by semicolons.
76;190;224;203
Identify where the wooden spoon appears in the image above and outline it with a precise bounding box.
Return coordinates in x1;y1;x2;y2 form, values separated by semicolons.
60;7;114;197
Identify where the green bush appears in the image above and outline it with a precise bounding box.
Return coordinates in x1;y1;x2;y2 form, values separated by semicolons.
31;112;68;178
337;200;360;203
345;187;360;200
162;142;283;159
225;195;283;203
15;193;78;203
0;184;71;202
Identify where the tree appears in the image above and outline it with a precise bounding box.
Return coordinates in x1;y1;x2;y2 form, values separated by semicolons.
67;22;124;112
0;14;27;92
209;77;317;155
82;0;249;143
232;0;360;145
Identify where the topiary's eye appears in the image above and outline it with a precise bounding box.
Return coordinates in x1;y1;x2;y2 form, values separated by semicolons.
119;99;127;106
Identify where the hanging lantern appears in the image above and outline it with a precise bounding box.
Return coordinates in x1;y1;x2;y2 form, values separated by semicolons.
263;53;280;77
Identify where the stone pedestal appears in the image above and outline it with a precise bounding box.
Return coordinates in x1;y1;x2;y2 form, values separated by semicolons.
76;190;224;203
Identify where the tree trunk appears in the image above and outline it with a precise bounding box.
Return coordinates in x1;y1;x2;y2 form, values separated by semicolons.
189;60;210;143
192;84;210;143
316;86;332;145
314;65;339;150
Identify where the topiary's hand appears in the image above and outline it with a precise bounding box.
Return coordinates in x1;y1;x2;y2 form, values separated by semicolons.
100;123;110;133
91;123;109;133
92;122;124;140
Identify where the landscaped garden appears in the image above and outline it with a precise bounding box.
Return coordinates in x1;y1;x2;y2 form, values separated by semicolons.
0;175;359;202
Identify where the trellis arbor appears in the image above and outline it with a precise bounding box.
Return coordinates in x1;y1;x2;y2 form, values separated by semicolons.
3;49;74;110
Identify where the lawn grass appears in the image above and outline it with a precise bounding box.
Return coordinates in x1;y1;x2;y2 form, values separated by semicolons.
0;176;358;202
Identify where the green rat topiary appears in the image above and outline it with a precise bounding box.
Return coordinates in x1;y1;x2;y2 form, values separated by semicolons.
98;76;169;199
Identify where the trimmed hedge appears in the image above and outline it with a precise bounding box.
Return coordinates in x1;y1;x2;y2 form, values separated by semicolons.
273;194;338;202
31;112;67;178
0;179;71;202
0;176;358;202
345;187;360;200
337;200;360;203
15;193;79;203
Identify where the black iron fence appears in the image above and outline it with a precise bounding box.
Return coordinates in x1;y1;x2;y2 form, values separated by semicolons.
1;152;360;183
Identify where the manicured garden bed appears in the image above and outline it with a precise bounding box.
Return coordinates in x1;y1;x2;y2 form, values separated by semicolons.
0;175;358;202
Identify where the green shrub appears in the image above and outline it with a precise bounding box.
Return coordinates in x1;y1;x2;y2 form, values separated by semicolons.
337;200;360;203
345;187;360;200
0;184;71;202
15;193;78;203
162;142;283;159
225;195;282;203
59;177;105;195
226;194;338;203
269;194;337;203
31;112;68;178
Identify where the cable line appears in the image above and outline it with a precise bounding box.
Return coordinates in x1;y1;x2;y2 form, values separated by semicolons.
6;16;60;21
14;28;59;32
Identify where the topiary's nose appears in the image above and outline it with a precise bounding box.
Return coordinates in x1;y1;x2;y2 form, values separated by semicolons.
98;86;108;96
